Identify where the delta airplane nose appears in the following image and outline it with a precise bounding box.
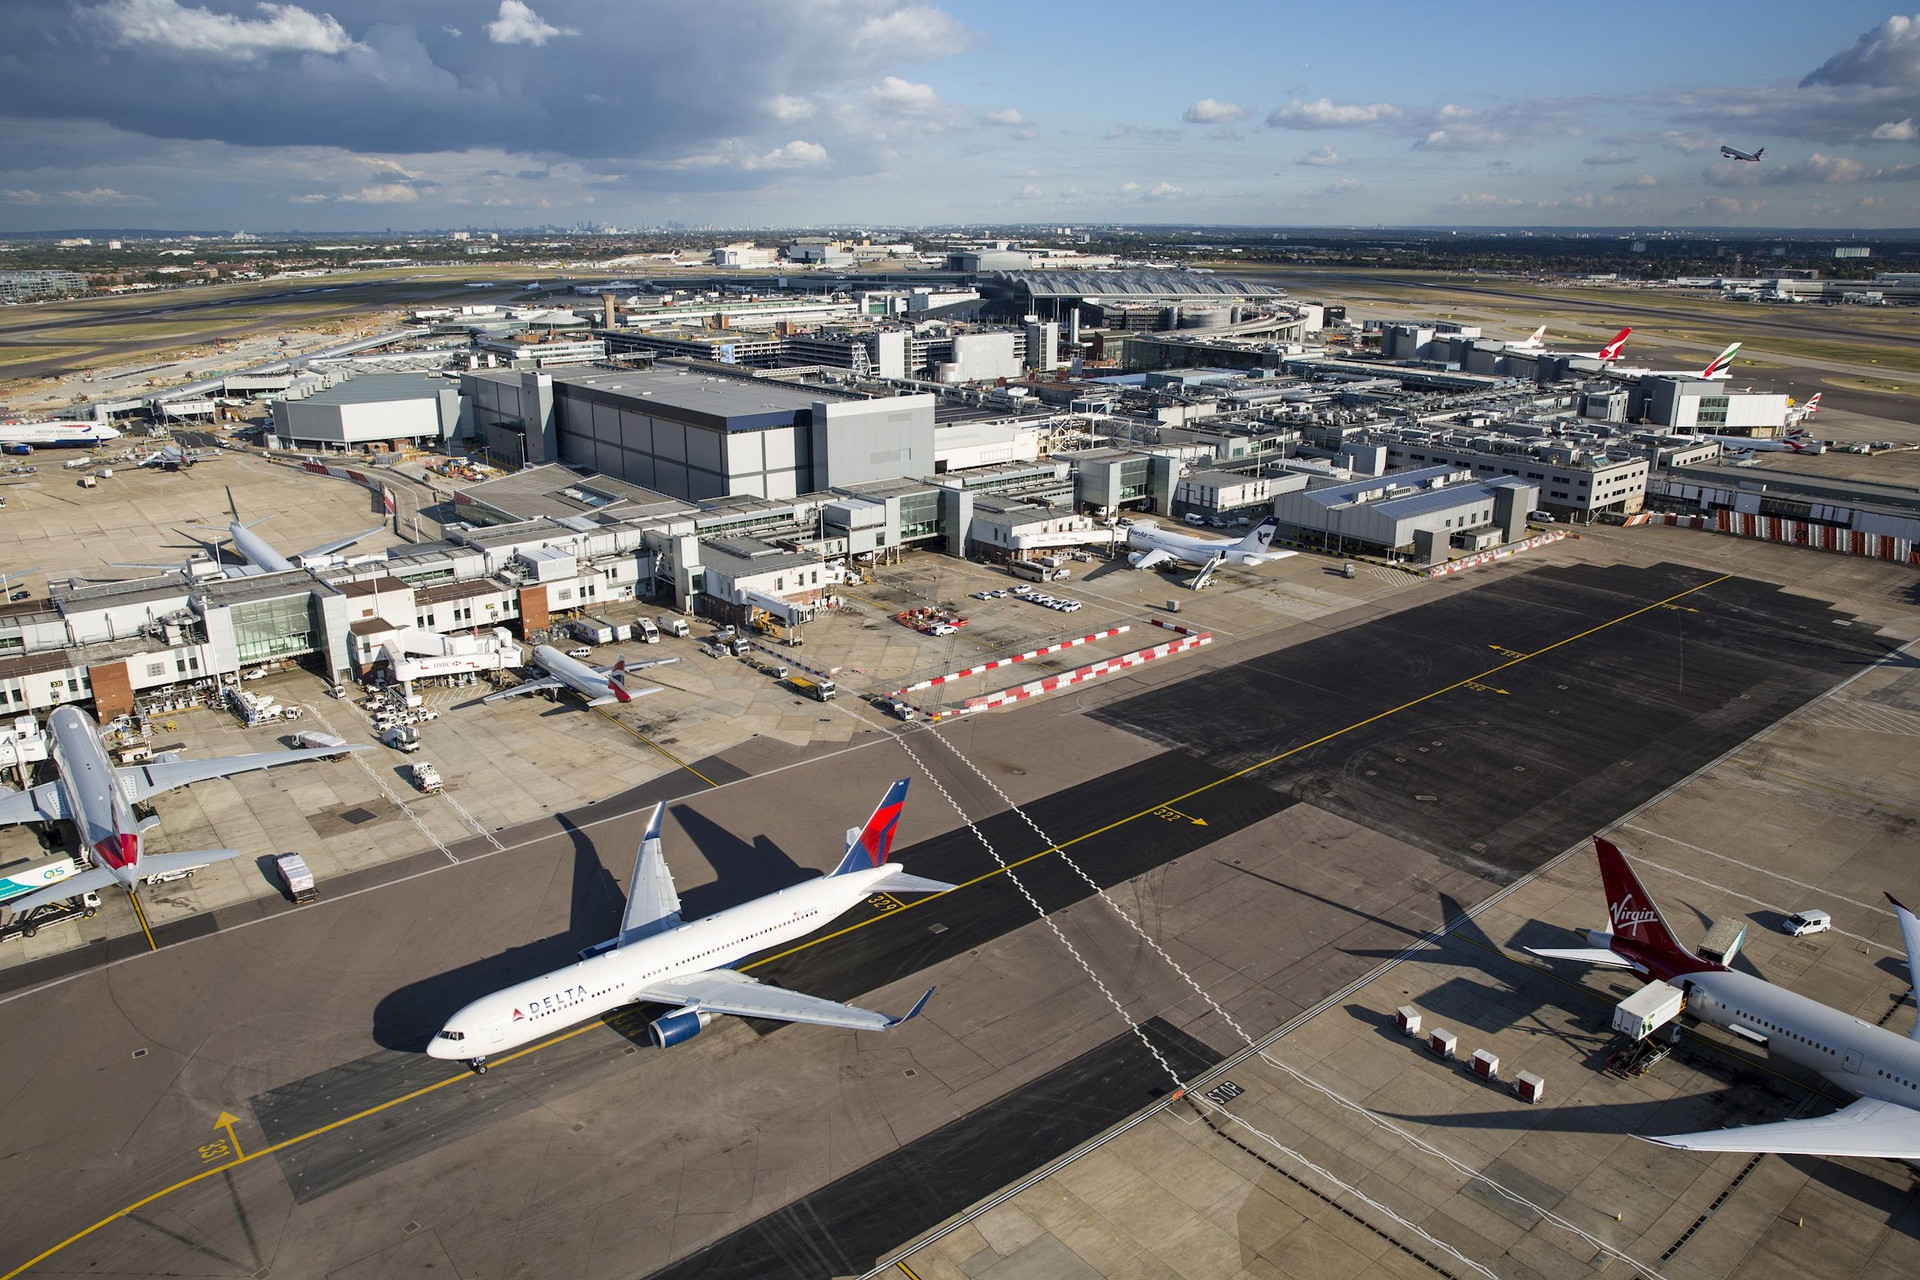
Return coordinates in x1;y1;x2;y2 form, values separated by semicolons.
426;1028;467;1058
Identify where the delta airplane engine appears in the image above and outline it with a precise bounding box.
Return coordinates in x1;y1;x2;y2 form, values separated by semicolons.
649;1009;716;1048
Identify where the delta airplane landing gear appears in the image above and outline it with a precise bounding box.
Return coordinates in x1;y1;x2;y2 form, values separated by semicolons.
468;1056;488;1074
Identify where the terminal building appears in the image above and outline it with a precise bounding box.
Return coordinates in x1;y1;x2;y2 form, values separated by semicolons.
271;373;464;450
1270;467;1538;561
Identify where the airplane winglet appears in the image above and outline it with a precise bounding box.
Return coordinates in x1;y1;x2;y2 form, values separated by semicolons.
643;800;664;844
890;986;936;1027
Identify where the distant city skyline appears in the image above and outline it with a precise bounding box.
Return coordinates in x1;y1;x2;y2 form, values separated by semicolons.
3;1;1919;232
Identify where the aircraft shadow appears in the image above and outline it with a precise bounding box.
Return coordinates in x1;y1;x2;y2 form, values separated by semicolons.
369;813;628;1052
674;804;812;918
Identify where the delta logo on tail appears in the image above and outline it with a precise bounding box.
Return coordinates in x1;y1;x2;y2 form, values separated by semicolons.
836;778;909;874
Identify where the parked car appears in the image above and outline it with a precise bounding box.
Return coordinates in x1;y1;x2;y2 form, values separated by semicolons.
1783;909;1832;937
567;646;592;658
929;623;959;636
7;590;27;602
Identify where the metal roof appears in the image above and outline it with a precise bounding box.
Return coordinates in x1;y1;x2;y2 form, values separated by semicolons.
554;367;858;422
989;270;1289;300
296;373;447;406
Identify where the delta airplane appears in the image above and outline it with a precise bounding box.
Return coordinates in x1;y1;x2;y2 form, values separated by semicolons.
1720;143;1764;162
0;705;367;919
1126;514;1295;571
429;780;950;1072
1530;837;1920;1160
481;644;678;708
0;419;122;449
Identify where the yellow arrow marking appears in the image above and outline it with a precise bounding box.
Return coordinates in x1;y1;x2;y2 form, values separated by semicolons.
1151;805;1208;826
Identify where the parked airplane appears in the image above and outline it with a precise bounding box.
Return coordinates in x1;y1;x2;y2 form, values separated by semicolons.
0;419;122;449
1126;515;1295;571
1643;342;1741;381
0;705;366;919
136;443;210;470
1720;144;1764;162
1709;426;1821;455
115;486;384;579
1788;393;1823;425
482;644;678;708
1539;326;1632;362
1503;324;1548;352
429;780;949;1072
1530;837;1920;1160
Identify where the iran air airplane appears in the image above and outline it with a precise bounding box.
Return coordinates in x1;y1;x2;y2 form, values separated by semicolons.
481;645;678;708
1126;514;1295;571
0;706;367;919
428;780;950;1072
1530;837;1920;1160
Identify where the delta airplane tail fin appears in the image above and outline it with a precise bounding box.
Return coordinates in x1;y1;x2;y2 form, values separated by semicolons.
1595;836;1689;958
833;778;909;875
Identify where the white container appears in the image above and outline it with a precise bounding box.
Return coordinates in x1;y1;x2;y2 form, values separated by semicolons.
1613;979;1684;1041
1428;1028;1457;1060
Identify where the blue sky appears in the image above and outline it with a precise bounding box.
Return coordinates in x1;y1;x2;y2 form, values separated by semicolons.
2;1;1918;231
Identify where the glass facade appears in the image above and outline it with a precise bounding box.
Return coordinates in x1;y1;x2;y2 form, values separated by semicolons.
231;594;320;663
899;491;940;541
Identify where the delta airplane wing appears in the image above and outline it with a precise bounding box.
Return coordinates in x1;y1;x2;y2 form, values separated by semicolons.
1127;514;1294;571
429;779;952;1071
0;705;368;918
1528;838;1920;1160
481;644;678;708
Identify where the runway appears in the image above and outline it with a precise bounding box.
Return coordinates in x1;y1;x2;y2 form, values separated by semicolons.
0;558;1893;1280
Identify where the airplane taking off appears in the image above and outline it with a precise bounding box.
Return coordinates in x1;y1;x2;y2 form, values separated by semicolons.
481;645;678;708
1126;515;1295;571
1530;837;1920;1160
429;779;951;1072
0;706;367;919
1720;144;1764;162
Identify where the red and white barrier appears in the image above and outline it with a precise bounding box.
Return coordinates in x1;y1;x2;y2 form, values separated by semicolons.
1643;510;1920;565
954;631;1212;714
1425;530;1566;577
891;626;1127;696
1150;618;1202;635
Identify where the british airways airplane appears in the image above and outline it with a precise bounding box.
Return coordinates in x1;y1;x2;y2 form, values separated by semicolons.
0;706;367;919
429;779;950;1073
1531;838;1920;1160
480;645;678;709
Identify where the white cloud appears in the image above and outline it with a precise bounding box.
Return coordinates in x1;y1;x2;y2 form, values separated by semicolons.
336;182;419;203
1295;145;1348;167
768;94;815;123
486;1;576;47
1147;181;1186;199
97;0;356;58
1616;173;1660;188
1267;97;1400;129
1320;177;1362;195
289;192;329;203
745;140;830;170
1183;98;1248;125
849;4;972;59
1582;151;1636;166
984;108;1030;127
867;76;944;115
1802;14;1920;88
1;189;45;204
1690;195;1765;218
1016;183;1041;198
1871;118;1918;141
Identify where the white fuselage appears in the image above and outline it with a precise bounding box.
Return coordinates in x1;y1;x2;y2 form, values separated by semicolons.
228;520;295;573
0;421;122;448
428;863;898;1059
1126;523;1284;569
530;645;616;700
1682;968;1920;1107
45;706;144;886
1701;433;1814;454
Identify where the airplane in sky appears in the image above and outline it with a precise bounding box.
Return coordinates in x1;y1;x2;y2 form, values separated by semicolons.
428;779;950;1072
1126;515;1295;571
1529;837;1920;1160
0;705;366;919
481;645;678;708
1720;144;1765;162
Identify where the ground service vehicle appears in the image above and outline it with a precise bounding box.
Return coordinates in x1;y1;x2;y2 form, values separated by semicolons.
0;892;101;940
1784;909;1832;936
410;761;443;794
276;853;317;904
637;617;660;644
659;616;690;638
788;673;836;701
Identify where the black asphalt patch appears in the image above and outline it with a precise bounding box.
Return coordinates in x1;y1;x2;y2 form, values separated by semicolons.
1088;561;1887;881
645;1017;1222;1280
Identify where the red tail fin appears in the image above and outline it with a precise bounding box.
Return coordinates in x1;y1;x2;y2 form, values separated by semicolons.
607;657;631;703
1597;327;1631;360
1595;837;1686;955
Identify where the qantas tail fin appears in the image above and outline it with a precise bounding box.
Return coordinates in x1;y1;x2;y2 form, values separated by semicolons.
1596;327;1632;361
833;778;909;875
1595;837;1688;957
